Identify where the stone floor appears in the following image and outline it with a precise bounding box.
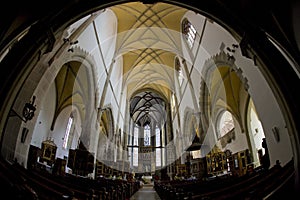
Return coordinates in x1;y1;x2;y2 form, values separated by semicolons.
130;183;161;200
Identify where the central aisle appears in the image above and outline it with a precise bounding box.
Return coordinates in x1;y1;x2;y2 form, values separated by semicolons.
130;183;161;200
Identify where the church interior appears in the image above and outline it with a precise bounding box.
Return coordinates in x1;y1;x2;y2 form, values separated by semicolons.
0;0;300;199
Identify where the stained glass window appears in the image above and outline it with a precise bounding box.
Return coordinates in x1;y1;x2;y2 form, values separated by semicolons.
144;124;151;146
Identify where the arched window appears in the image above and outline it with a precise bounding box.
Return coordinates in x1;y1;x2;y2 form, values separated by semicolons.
133;125;139;146
171;93;176;115
133;125;139;166
155;125;161;166
63;114;74;149
217;111;235;138
144;124;151;146
182;18;197;48
175;57;183;86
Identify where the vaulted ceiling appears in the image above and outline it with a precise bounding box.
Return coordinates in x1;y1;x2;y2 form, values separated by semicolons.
51;2;249;129
110;2;188;126
130;91;166;126
52;61;89;130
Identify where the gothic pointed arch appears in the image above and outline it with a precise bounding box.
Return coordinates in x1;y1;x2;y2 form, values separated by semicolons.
199;50;250;138
50;47;98;131
183;107;201;151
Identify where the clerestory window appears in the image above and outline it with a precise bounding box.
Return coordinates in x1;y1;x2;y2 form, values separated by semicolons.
182;18;197;48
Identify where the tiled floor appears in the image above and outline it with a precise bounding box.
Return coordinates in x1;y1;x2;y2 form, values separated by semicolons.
130;184;161;200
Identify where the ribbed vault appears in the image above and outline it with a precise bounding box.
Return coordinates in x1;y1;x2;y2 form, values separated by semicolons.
110;2;188;111
51;61;89;130
130;91;166;126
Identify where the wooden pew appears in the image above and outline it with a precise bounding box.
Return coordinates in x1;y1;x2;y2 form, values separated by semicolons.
0;158;39;199
12;161;140;200
154;159;295;200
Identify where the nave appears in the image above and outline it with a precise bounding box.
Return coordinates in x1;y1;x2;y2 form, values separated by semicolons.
0;1;300;199
130;184;161;200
